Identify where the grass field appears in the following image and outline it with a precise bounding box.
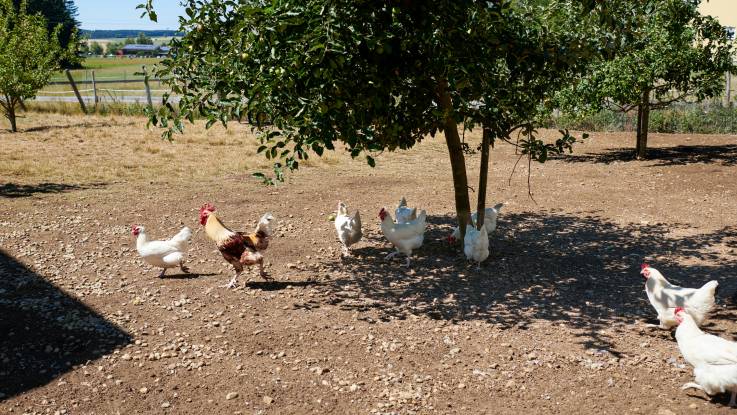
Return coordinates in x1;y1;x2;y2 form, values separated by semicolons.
50;57;164;83
41;58;166;101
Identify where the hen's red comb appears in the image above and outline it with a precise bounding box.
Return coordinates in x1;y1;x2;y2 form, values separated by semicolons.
641;263;649;270
674;307;685;315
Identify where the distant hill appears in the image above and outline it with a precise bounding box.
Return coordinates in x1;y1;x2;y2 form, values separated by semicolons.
81;30;183;40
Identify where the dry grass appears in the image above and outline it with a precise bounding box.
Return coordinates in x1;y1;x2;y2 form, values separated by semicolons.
0;111;574;190
0;113;370;185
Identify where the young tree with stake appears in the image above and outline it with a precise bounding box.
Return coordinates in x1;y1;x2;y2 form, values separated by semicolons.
0;0;67;132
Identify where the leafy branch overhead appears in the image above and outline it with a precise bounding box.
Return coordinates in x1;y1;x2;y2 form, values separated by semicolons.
138;0;606;237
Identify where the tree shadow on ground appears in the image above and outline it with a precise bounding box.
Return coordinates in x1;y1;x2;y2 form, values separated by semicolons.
557;144;737;166
320;211;737;352
0;250;132;400
0;182;107;198
19;121;137;133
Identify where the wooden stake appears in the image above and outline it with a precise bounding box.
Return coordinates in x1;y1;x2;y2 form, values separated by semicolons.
142;65;153;108
92;70;98;111
65;69;87;114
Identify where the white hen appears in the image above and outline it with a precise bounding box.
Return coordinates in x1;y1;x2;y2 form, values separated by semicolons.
675;307;737;407
464;224;489;268
395;197;417;224
449;203;503;243
641;264;718;328
335;201;362;256
133;225;192;278
379;207;426;267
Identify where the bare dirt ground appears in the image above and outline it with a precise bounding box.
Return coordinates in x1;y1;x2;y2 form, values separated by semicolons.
1;114;737;414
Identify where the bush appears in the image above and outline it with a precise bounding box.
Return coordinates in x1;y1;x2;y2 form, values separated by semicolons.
546;103;737;134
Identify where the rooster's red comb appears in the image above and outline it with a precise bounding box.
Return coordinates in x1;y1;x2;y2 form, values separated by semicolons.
674;307;685;315
641;263;650;270
200;203;216;213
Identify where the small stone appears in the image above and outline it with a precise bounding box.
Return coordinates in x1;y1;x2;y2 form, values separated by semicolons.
656;409;676;415
161;402;170;408
349;384;359;392
139;387;148;394
263;396;274;405
226;392;239;400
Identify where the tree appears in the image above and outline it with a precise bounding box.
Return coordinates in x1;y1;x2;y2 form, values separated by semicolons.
141;0;602;240
12;0;80;67
106;41;123;55
0;0;65;132
89;41;103;55
136;32;153;45
559;0;736;159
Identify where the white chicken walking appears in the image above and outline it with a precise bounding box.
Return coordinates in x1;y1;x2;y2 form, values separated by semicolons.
641;264;718;328
394;197;417;224
132;225;192;278
675;307;737;407
335;201;362;256
464;224;489;268
379;207;426;267
449;203;503;243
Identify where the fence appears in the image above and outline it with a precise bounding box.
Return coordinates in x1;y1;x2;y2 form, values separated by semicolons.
32;66;174;113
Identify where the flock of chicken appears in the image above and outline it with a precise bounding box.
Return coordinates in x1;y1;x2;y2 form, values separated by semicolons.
642;264;737;407
335;197;503;268
131;202;737;408
133;197;503;282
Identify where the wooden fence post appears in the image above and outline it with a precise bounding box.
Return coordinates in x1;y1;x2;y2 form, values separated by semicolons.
142;65;153;108
91;70;99;111
65;69;88;114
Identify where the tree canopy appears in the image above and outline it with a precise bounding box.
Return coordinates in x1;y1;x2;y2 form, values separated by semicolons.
1;0;67;132
557;0;736;159
12;0;79;67
142;0;611;238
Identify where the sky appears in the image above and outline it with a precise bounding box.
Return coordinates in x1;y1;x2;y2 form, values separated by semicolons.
75;0;186;31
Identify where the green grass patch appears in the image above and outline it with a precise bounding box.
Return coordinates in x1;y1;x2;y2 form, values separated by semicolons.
51;57;163;82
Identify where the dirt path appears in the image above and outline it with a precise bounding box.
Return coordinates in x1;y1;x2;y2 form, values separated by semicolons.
1;116;737;414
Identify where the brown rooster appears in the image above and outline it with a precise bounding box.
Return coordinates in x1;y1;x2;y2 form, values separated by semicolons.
199;203;274;288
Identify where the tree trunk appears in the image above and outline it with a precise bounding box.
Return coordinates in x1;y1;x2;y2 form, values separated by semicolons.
7;100;17;133
436;79;472;240
636;90;650;160
635;104;642;156
476;127;492;230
